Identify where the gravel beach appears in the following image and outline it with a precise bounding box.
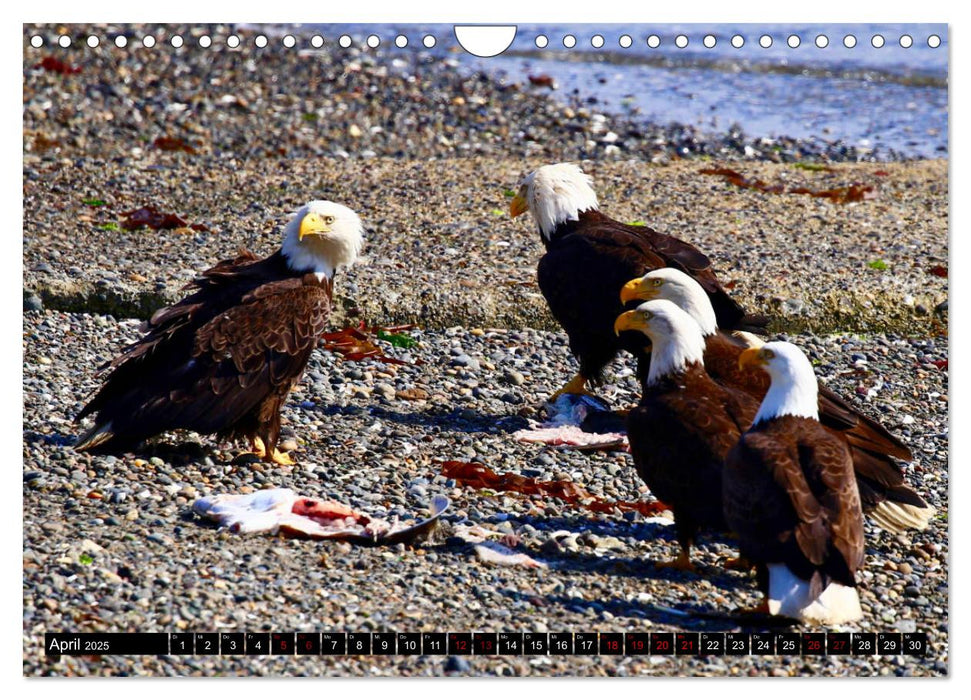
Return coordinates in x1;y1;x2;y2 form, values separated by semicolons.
22;24;949;677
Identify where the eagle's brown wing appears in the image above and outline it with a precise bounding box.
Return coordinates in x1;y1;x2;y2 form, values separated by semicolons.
609;219;768;333
76;252;330;452
704;331;926;520
627;368;759;541
726;419;864;586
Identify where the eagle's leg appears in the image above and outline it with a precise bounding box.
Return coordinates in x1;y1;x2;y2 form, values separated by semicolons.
657;523;698;572
550;373;593;400
656;547;697;573
722;555;755;572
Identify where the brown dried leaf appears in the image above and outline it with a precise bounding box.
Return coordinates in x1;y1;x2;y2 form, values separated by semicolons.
700;167;877;204
528;74;555;89
34;56;81;75
119;206;209;232
321;322;421;366
440;460;668;518
153;136;197;154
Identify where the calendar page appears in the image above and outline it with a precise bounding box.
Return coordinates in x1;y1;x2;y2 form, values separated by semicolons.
22;19;948;678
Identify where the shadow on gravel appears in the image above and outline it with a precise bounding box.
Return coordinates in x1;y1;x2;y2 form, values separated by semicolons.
313;403;531;435
23;430;76;448
538;593;796;631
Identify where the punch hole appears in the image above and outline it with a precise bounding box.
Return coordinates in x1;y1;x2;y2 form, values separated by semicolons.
171;36;184;48
423;35;436;48
843;35;857;48
787;35;800;48
927;35;941;48
535;35;548;48
338;35;352;48
311;35;324;48
394;35;407;48
618;35;632;49
199;36;212;48
703;34;716;48
58;35;72;48
731;35;744;48
255;35;268;48
454;26;517;57
815;35;828;48
591;35;604;48
142;36;155;48
899;35;913;48
367;35;380;48
563;35;576;48
87;36;100;48
115;36;127;48
674;35;688;48
227;35;240;49
283;35;296;48
647;35;660;48
871;35;885;48
30;35;43;48
759;35;772;48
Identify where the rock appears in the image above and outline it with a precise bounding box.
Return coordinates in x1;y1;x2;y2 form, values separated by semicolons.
501;369;525;386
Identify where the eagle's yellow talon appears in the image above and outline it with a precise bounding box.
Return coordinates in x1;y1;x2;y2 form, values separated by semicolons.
656;550;697;573
268;449;296;466
550;373;592;400
723;555;754;572
249;437;267;459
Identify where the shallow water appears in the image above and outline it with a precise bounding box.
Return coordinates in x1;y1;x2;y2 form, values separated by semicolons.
305;23;949;159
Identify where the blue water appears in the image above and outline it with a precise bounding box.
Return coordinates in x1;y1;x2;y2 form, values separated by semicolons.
301;23;949;158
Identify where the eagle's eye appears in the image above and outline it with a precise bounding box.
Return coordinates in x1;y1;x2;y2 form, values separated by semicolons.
762;348;775;360
323;215;335;225
652;278;663;287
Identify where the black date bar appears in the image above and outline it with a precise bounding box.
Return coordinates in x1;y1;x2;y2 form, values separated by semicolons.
46;633;169;656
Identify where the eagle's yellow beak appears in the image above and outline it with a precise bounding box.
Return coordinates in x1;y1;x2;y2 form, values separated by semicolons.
620;277;655;304
614;310;649;336
510;194;528;218
299;212;330;240
738;347;768;372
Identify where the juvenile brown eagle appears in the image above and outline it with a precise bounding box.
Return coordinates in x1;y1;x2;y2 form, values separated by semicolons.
75;200;364;465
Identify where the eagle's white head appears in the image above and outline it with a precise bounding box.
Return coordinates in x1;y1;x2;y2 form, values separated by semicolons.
620;268;719;336
739;341;820;424
510;163;599;240
281;200;364;278
614;299;707;385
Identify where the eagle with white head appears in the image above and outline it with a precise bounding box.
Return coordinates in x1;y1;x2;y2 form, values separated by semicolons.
510;163;765;399
76;200;364;465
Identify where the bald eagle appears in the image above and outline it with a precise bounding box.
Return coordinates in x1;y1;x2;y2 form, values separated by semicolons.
725;342;865;624
621;267;935;533
614;300;761;570
75;201;364;465
510;163;765;398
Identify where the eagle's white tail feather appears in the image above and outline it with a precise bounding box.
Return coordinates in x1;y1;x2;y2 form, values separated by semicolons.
869;501;936;533
767;563;863;625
